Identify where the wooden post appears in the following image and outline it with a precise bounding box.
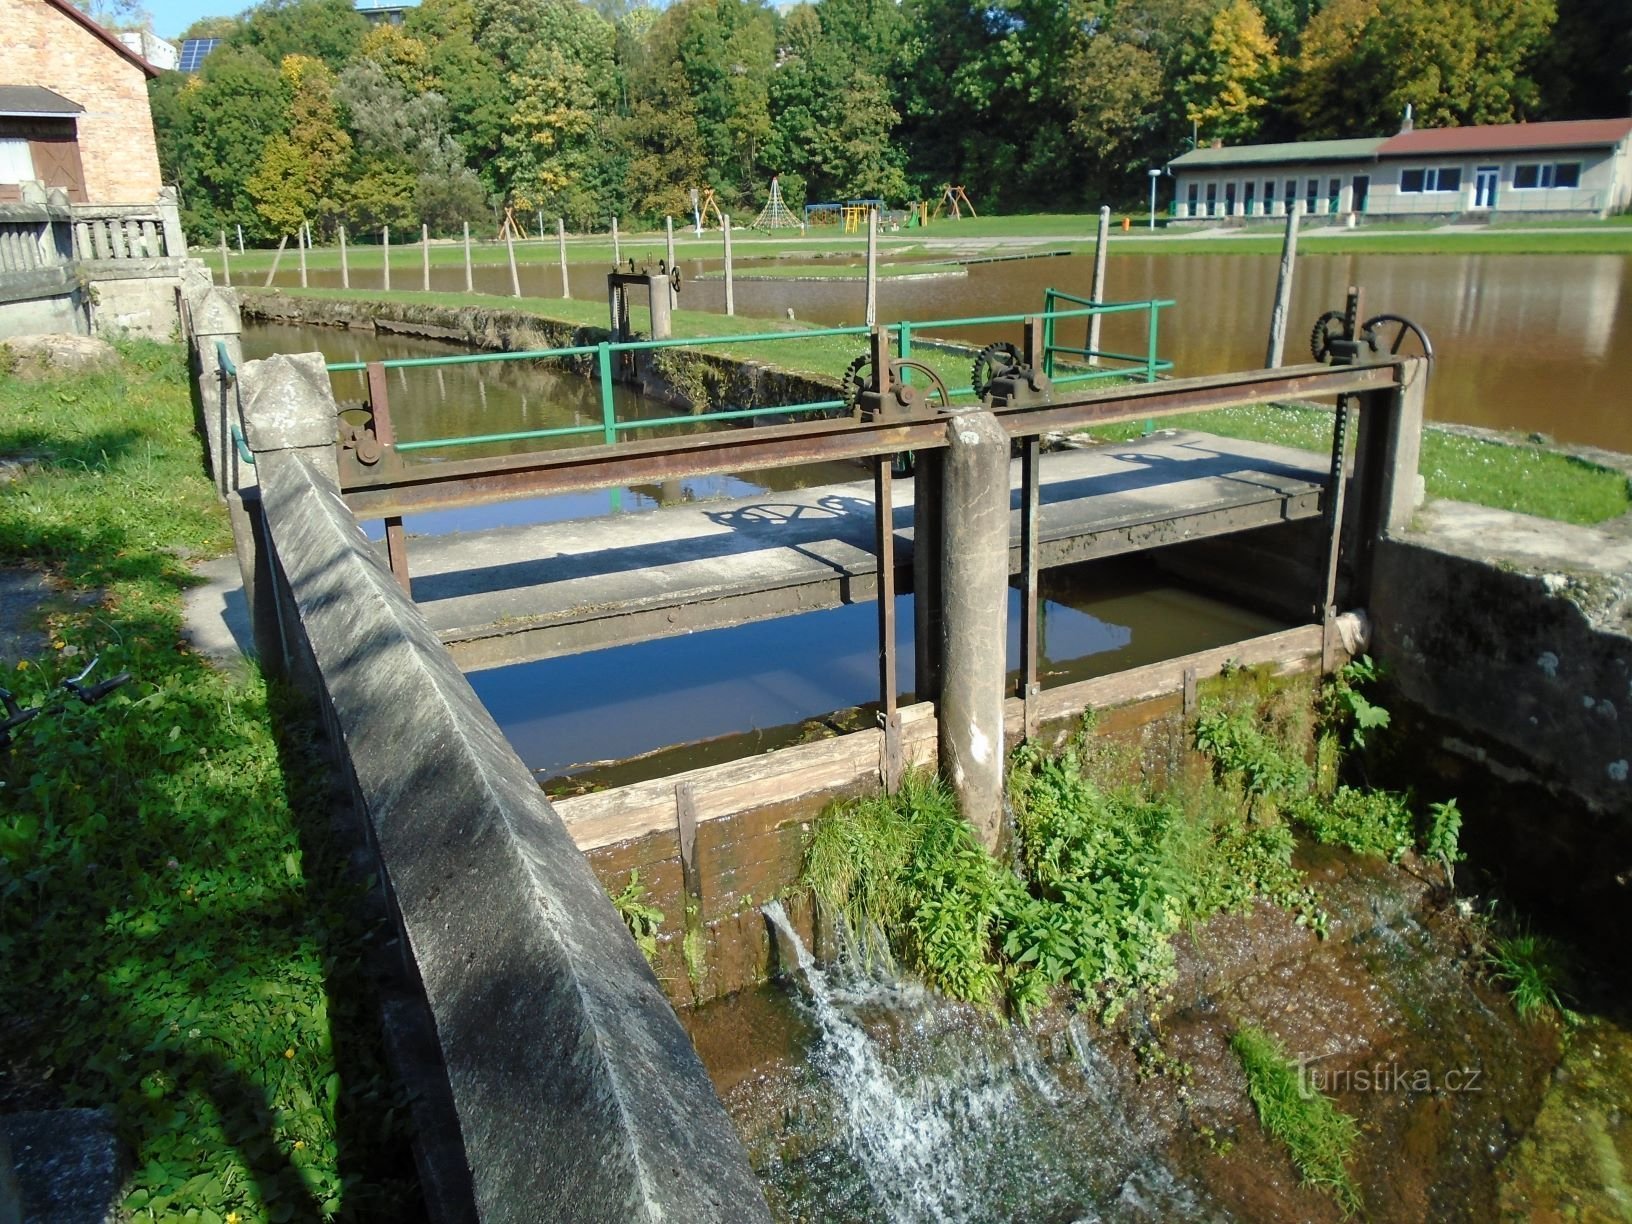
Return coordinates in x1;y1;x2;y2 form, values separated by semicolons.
382;225;391;291
219;231;231;287
263;234;286;288
557;217;570;299
506;226;521;298
338;225;349;288
297;221;308;287
1088;206;1110;365
722;213;734;316
422;223;431;292
1266;203;1302;368
664;215;677;310
864;208;878;327
462;221;473;292
611;216;620;267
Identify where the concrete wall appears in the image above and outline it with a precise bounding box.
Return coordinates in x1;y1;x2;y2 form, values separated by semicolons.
6;0;163;203
85;264;184;337
234;352;770;1223
1370;501;1632;817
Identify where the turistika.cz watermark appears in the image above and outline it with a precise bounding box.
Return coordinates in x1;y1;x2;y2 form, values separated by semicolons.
1297;1057;1483;1098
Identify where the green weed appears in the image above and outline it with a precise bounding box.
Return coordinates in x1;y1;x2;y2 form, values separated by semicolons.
1233;1025;1364;1217
611;870;664;964
1487;930;1578;1025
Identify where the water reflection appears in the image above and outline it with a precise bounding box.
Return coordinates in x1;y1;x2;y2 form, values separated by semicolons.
241;321;860;537
468;558;1280;787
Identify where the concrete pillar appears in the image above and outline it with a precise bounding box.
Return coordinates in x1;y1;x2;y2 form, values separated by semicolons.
1265;203;1301;368
611;215;620;267
238;352;343;680
339;225;349;288
462;222;472;292
1088;205;1110;365
938;410;1011;853
648;272;672;340
157;185;187;257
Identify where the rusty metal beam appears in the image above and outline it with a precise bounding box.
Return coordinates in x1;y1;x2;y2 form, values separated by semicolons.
338;361;1401;521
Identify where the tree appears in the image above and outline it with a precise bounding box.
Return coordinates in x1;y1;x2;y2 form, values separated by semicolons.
233;0;369;71
149;45;286;236
1180;0;1280;144
1290;0;1556;136
246;55;351;236
766;4;908;201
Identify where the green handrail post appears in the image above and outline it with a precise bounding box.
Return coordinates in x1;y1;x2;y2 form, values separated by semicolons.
1042;290;1057;377
897;320;913;386
1143;299;1160;433
597;342;616;444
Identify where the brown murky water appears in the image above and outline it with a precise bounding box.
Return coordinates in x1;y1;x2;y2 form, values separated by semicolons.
277;246;1632;451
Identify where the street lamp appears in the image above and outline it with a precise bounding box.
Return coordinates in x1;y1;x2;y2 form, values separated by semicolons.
1148;168;1162;230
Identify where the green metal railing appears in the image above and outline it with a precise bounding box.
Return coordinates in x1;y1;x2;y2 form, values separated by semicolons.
215;340;256;465
322;295;1174;455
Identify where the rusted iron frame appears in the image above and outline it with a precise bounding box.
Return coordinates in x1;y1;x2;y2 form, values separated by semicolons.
1018;434;1042;741
336;362;1400;521
874;457;903;792
363;362;411;594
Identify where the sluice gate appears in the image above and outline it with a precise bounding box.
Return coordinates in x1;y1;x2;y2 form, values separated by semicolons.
184;272;1425;1222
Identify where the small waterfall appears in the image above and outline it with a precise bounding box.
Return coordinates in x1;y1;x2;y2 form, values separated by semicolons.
759;900;1208;1222
763;900;999;1222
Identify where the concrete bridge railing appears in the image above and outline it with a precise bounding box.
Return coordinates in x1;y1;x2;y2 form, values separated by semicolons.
229;352;771;1222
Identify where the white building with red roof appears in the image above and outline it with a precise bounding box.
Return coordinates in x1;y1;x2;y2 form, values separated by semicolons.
1166;117;1632;222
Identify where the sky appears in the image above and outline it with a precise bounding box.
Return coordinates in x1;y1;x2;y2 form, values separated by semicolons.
145;0;245;39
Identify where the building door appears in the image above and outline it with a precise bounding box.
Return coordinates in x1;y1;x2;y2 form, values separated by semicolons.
1473;166;1498;209
1350;175;1370;214
29;136;86;202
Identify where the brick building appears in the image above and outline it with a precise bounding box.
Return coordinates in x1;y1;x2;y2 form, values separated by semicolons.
1;0;162;204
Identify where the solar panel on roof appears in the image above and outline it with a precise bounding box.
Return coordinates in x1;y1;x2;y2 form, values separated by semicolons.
178;38;221;73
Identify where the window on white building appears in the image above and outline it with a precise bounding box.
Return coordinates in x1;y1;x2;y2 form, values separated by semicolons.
0;138;35;184
1514;162;1581;189
1399;167;1463;193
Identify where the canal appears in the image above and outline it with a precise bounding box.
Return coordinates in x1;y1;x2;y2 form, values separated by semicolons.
270;243;1632;451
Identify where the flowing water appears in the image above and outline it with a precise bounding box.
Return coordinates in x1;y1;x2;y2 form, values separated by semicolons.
747;901;1208;1223
272;243;1632;450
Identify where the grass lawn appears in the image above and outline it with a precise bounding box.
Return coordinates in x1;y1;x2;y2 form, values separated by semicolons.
196;213;1632;281
0;340;420;1221
1086;403;1631;525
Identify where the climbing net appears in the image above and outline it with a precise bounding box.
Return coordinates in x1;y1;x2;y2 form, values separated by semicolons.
751;176;802;231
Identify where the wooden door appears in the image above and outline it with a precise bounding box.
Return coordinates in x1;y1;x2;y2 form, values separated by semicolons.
29;135;86;202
